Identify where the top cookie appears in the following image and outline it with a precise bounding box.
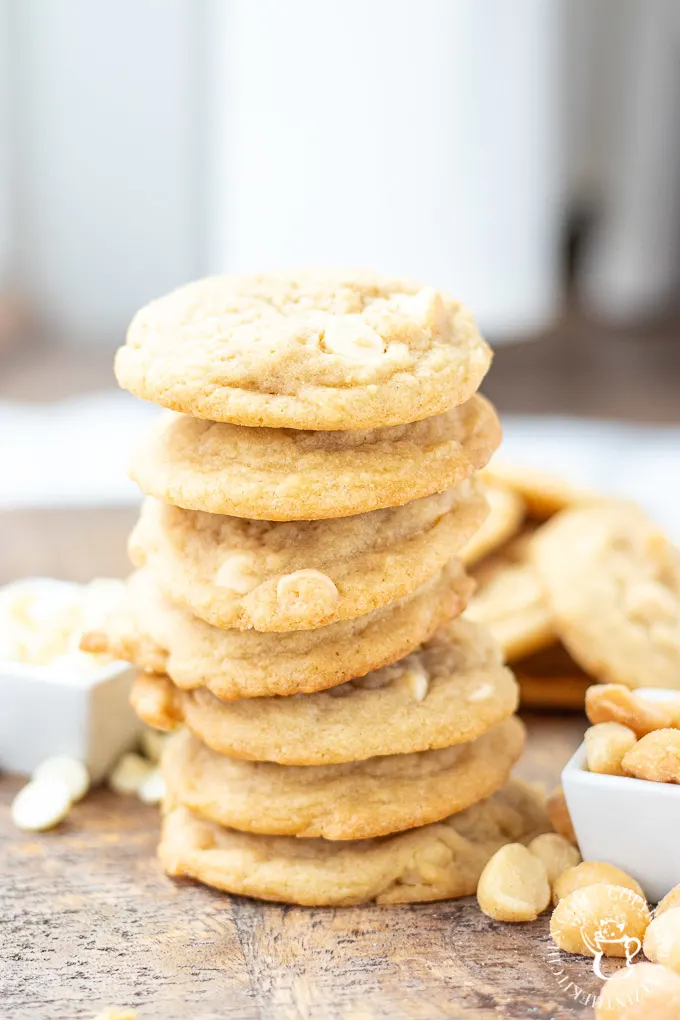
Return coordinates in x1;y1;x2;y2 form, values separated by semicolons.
115;270;492;430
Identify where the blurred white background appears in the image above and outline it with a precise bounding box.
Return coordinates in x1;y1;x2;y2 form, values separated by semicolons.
1;0;679;582
1;0;679;347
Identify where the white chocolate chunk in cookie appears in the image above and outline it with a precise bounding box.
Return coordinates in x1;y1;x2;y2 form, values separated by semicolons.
322;317;385;360
275;569;340;621
394;288;447;333
403;665;429;702
468;682;495;703
214;553;260;595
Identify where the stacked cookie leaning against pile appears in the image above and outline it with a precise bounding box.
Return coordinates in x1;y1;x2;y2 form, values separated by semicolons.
463;465;680;707
88;270;551;907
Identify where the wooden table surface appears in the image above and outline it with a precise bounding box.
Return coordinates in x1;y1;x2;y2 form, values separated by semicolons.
0;714;601;1020
3;323;678;1019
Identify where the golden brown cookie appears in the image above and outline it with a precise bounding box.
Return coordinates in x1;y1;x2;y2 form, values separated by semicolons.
115;270;492;430
159;778;549;906
514;643;592;711
131;617;519;764
129;482;487;631
532;503;680;689
163;717;525;841
465;527;556;663
85;562;472;699
460;483;525;567
129;395;500;521
481;461;593;520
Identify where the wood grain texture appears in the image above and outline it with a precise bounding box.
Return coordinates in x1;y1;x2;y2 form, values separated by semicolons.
0;715;605;1020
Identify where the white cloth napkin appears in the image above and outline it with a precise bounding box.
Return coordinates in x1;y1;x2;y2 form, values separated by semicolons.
500;416;680;541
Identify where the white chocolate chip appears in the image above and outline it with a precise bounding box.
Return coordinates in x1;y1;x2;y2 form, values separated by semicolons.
140;727;168;764
108;753;154;796
275;569;340;620
33;756;90;802
396;288;447;333
214;553;260;595
138;768;166;805
322;317;385;360
11;777;72;831
404;667;429;702
468;682;495;702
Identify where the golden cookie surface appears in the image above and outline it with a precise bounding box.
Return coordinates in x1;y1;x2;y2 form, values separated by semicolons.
129;394;500;521
159;779;549;906
163;717;525;841
130;482;487;631
532;503;680;689
460;483;525;567
481;461;592;519
87;562;472;699
115;269;492;430
131;617;519;765
466;527;556;662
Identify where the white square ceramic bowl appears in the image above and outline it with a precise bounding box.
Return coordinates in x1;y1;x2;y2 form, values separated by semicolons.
562;688;680;903
0;659;140;783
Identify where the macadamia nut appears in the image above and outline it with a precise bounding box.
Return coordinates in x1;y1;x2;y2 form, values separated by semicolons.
595;961;680;1019
585;722;638;776
622;729;680;784
477;843;551;922
527;833;581;886
550;883;650;957
644;909;680;973
586;684;680;737
656;884;680;917
553;861;645;905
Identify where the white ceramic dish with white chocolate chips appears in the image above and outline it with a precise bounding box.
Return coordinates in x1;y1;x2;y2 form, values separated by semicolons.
0;578;140;781
562;688;680;903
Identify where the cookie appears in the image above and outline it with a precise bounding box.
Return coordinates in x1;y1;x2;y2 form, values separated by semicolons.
532;503;680;689
481;461;592;520
84;561;472;699
163;717;524;841
131;617;519;764
159;778;549;906
115;270;492;431
129;483;487;632
514;642;591;711
465;527;555;662
129;395;500;521
460;483;524;567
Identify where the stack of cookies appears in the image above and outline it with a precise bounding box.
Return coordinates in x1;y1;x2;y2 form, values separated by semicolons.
91;270;550;907
464;464;680;707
